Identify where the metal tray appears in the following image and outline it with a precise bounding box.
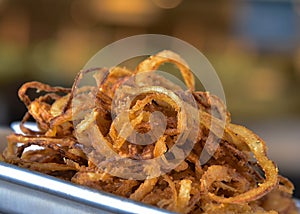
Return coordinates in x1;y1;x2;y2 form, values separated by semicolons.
0;128;299;213
0;128;174;214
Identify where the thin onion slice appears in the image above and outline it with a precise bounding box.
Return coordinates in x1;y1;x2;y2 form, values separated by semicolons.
129;177;158;201
136;50;195;91
206;124;278;204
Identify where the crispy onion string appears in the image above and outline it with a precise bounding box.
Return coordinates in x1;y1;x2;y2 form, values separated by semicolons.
136;50;195;91
2;50;296;214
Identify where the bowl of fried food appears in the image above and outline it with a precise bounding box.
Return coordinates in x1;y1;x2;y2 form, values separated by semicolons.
1;50;299;213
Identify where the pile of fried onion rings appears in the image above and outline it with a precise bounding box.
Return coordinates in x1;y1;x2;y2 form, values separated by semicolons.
2;51;297;213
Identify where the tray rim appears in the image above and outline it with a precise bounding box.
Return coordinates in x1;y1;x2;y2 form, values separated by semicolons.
1;160;299;213
0;161;174;214
1;126;299;213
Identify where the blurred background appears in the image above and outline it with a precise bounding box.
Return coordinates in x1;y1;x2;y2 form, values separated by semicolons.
0;0;299;197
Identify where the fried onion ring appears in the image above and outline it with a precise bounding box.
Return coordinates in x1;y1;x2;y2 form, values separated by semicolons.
2;50;296;214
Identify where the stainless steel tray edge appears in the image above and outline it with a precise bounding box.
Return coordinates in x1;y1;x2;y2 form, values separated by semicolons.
0;128;299;213
0;161;174;214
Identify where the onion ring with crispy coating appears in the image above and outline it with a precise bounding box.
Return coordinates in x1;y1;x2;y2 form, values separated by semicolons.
2;50;297;214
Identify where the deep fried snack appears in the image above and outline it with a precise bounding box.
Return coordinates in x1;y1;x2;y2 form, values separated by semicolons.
2;51;297;214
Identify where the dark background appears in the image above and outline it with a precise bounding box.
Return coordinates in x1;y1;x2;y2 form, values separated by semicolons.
0;0;299;198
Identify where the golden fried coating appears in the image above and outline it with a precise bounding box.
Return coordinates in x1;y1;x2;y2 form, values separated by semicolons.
2;51;297;214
